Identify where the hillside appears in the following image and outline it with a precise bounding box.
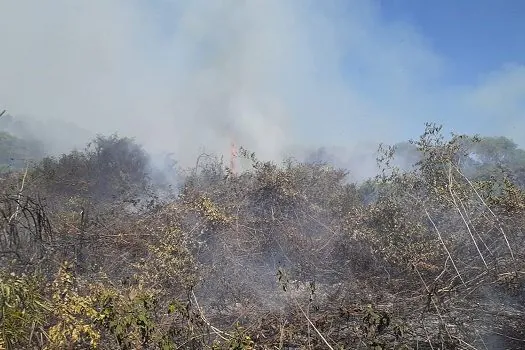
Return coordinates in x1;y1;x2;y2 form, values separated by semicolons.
0;131;44;172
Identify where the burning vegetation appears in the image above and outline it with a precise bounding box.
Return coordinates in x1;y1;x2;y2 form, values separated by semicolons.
1;123;525;349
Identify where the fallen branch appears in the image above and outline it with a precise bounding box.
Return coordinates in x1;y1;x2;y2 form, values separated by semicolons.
191;290;231;341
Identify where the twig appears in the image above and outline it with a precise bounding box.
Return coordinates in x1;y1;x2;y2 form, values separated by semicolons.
447;165;488;269
175;333;213;349
190;290;231;341
452;336;482;350
413;264;453;341
453;165;516;264
475;328;489;350
293;299;335;350
3;163;30;245
424;208;465;286
10;163;29;222
419;321;436;350
279;316;286;349
455;191;493;257
433;255;450;283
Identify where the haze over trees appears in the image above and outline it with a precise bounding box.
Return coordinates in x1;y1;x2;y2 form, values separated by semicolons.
0;117;524;349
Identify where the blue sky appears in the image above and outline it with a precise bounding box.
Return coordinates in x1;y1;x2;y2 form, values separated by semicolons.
327;0;525;146
380;0;525;84
0;0;523;166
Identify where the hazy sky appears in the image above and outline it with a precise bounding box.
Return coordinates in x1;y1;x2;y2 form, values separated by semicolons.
0;0;523;165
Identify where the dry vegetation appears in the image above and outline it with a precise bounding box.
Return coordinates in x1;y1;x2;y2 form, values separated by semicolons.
1;124;525;349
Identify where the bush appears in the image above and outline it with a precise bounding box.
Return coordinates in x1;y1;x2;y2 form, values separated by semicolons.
1;125;524;349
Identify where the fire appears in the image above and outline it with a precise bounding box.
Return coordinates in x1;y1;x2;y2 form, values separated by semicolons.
230;141;238;175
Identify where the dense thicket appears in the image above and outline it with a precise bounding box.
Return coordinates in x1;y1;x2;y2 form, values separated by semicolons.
1;124;524;349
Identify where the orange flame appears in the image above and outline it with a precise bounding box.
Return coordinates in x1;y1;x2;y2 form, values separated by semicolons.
230;141;238;176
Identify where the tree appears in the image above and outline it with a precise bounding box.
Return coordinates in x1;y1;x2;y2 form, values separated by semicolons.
31;134;152;204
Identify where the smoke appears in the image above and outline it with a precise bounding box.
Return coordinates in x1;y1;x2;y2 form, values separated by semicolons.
0;1;404;165
0;0;523;174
